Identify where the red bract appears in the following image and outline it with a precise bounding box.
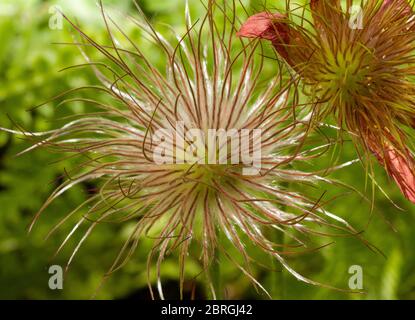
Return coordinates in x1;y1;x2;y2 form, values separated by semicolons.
236;12;291;60
363;120;415;203
377;145;415;203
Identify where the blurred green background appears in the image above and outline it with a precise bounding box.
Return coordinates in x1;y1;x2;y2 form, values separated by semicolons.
0;0;415;300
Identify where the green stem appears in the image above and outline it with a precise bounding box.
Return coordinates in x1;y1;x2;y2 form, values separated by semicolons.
212;249;223;300
269;229;284;300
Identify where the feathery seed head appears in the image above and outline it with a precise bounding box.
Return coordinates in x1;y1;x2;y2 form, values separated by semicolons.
6;1;363;298
239;0;415;203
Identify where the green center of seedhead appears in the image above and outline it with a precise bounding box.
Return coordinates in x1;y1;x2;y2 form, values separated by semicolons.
313;46;370;104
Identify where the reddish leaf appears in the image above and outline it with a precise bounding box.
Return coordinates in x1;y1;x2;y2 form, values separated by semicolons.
237;12;291;60
384;147;415;203
369;138;415;203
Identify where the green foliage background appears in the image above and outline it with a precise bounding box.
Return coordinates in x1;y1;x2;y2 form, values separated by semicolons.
0;0;415;300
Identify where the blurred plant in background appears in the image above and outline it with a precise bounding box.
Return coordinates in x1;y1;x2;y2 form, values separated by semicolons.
0;0;415;300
